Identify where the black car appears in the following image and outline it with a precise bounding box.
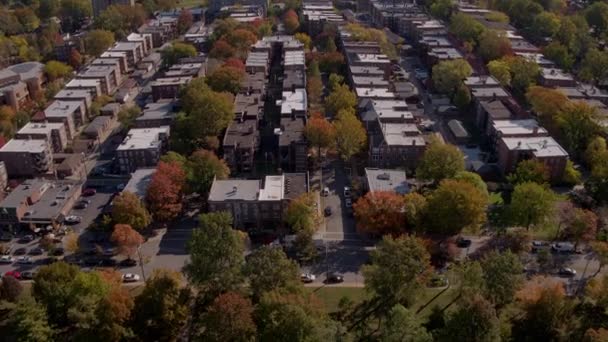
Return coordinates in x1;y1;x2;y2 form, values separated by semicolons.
0;234;13;242
19;235;34;243
99;258;117;267
119;258;137;267
51;248;64;256
324;206;332;217
456;238;472;248
13;248;27;256
326;273;344;284
84;257;101;267
29;247;44;255
74;202;88;210
84;248;99;256
41;257;58;265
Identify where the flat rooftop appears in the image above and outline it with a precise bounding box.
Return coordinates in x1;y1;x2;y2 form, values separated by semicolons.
365;168;409;194
381;123;425;146
352;76;389;87
150;76;192;86
54;89;91;100
480;100;513;119
356;87;396;98
541;68;574;81
123;168;156;199
66;78;101;88
280;89;307;115
0;138;48;153
0;179;82;220
471;87;510;99
223;119;258;148
502;136;568;157
465;76;500;88
493;119;547;136
349;65;385;75
284;50;305;66
209;179;260;201
279;117;305;146
17;122;64;135
44;100;84;117
117;127;170;151
258;175;284;201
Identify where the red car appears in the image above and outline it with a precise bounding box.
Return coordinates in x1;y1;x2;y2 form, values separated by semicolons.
82;188;97;196
4;270;21;279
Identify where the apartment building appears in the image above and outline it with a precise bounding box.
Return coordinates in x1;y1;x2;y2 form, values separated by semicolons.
14;122;68;153
77;63;121;95
497;137;568;181
64;79;102;98
54;89;93;115
0;62;45;111
223;119;259;173
0;139;53;177
116;127;170;173
150;77;192;101
364;168;409;195
135;101;176;128
41;99;87;139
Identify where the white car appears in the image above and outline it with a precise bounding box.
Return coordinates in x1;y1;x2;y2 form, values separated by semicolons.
552;242;575;253
0;255;13;264
122;273;141;283
301;273;316;283
64;215;82;224
559;268;577;277
16;256;33;264
344;186;351;198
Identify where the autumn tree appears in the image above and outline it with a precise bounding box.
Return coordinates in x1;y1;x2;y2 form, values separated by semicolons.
184;212;245;296
68;49;82;69
508;159;550;185
353;191;407;236
85;29;115;57
111;224;144;259
223;57;245;71
510;182;556;230
305;113;336;159
130;269;192;341
0;275;23;302
209;39;236;59
362;235;432;307
333;109;367;161
244;246;302;300
225;29;258;58
477;30;512;62
283;9;300;34
186;149;230;195
146;161;186;222
206;65;245;94
591;241;608;277
416;139;465;183
425;179;488;236
561;208;598;248
177;9;193;34
438;295;500;342
194;291;256;341
432;59;472;95
91;269;135;341
161;42;197;67
295;32;312;50
325;83;357;115
111;191;151;230
526;85;569;131
44;60;72;81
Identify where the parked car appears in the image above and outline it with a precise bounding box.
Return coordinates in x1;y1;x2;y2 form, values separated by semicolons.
322;187;330;196
4;270;20;279
119;258;137;267
456;237;472;248
345;198;352;208
344;186;351;198
19;235;34;243
74;201;88;210
64;216;82;224
29;247;44;255
0;234;13;242
122;273;141;283
82;188;97;196
0;255;13;264
20;271;36;280
99;258;117;267
552;242;575;254
558;267;577;277
531;241;547;253
41;257;58;265
301;273;316;283
51;247;64;256
13;247;27;255
324;206;332;217
326;273;344;284
16;256;33;264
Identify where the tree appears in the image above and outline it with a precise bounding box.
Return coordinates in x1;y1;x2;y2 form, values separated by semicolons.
328;73;344;91
194;291;256;341
284;192;317;234
295;33;312;50
0;274;23;302
186;149;229;195
60;0;92;31
510;182;556;230
94;4;147;38
305;113;336;159
507;159;549;185
68;48;82;69
585;328;608;342
362;235;431;307
438;295;500;342
223;57;245;71
39;0;60;19
561;208;597;248
449;12;485;47
416;139;464;182
111;224;144;259
379;304;433;342
130;269;191;342
90;94;113;117
4;296;54;342
426;179;488;236
225;29;258;58
111;191;151;230
177;9;193;34
333;110;366;161
85;30;115;57
403;192;427;233
307;76;323;105
480;250;524;307
32;263;108;329
117;105;141;129
209;39;236;59
432;59;472;95
429;0;453;20
184;212;245;295
44;60;72;81
503;56;540;93
244;246;302;300
453;83;471;108
526;86;569;127
64;231;79;254
353;191;407;236
206;65;244;94
325;83;357;115
531;12;561;40
146;161;186;222
586;2;608;37
487;59;512;86
557;101;600;156
90;269;135;342
283;9;300;34
591;241;608;277
161;42;197;67
478;30;512;62
453;171;488;197
543;42;574;70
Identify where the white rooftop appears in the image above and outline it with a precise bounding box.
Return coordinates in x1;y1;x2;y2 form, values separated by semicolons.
117;127;170;151
541;68;574;81
284;50;305;66
381;123;425;146
279;89;307;115
365;168;409;194
44;100;83;117
355;53;391;64
356;87;395;98
258;175;284;201
502;136;568;157
17;122;64;135
65;78;101;88
492;119;547;136
0;138;48;153
465;76;500;87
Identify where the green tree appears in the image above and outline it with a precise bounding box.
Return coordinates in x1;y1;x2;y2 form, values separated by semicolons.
186;149;229;194
294;33;312;50
362;235;431;307
453;83;471;108
507;159;549;185
438;295;500;342
504;56;540;93
531;12;561;39
488;59;512;86
85;29;114;57
586;2;608;37
60;0;92;31
333;110;367;161
161;42;197;67
403;192;427;233
543;42;574;70
449;12;485;47
453;171;488;197
111;191;151;230
510;182;556;229
579;48;608;85
432;59;472;95
15;8;40;32
206;65;244;94
416;139;465;182
130;269;191;342
325;83;357;115
480;250;523;307
379;304;433;342
117;105;141;129
478;30;512;62
4;296;54;342
284;192;318;235
557;101;600;156
429;0;453;20
328;73;345;91
244;246;302;300
185;212;245;295
426;179;488;236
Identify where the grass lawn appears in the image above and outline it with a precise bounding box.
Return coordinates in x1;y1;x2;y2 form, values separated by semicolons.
177;0;206;8
308;286;458;317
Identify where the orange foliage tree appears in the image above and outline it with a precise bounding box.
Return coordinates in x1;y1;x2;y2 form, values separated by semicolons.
97;269;135;340
196;291;257;340
223;57;245;71
304;112;335;159
111;224;144;259
283;9;300;34
210;39;235;59
206;65;245;94
353;191;406;236
146;161;186;222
